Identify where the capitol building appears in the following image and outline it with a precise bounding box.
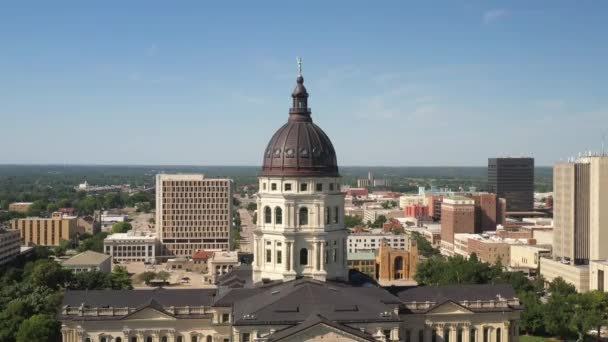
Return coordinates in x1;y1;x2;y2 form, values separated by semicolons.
58;67;522;342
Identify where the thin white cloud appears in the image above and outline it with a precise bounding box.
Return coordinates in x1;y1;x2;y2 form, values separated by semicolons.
482;9;510;24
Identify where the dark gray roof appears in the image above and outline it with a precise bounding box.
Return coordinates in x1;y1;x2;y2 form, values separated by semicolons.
62;288;216;308
267;314;375;341
232;278;401;326
396;284;517;303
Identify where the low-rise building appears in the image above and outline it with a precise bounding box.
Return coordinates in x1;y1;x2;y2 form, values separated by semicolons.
62;250;112;273
363;208;404;223
347;251;376;278
103;231;158;263
540;258;590;292
205;250;239;284
59;278;522;342
8;202;33;213
509;245;551;275
11;213;77;247
376;240;418;284
0;229;21;266
348;230;409;253
590;260;608;292
399;195;427;209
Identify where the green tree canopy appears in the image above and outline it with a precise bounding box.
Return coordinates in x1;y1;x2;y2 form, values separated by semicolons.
345;215;363;228
246;202;257;211
110;266;133;290
16;314;61;342
111;222;132;234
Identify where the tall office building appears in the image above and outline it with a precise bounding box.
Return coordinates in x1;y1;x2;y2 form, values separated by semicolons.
440;197;475;255
488;157;534;212
552;156;608;264
156;174;233;258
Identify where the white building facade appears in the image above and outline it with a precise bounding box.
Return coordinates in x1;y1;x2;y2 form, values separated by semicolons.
252;71;348;283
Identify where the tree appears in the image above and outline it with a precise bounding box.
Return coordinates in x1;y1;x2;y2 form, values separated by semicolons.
103;193;124;209
28;260;70;290
140;271;157;285
53;239;73;256
111;222;132;234
110;266;133;290
519;291;546;335
233;197;241;207
344;215;363;228
69;271;110;290
156;271;171;282
246;202;257;212
548;277;577;297
411;232;440;258
544;293;576;339
16;314;61;342
78;232;108;253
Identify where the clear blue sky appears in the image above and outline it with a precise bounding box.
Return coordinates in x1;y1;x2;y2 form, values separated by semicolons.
1;1;607;166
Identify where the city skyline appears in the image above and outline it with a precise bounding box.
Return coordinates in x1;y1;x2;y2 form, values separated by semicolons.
2;1;608;166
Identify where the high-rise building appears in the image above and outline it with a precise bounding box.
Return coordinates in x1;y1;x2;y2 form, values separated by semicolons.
253;70;348;283
440;197;475;254
470;193;497;232
552;156;608;264
488;157;534;212
155;174;233;258
11;213;77;246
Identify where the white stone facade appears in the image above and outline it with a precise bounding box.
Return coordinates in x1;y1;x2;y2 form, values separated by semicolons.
253;176;348;283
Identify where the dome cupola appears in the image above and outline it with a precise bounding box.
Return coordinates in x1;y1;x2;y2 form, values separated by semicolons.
261;59;339;177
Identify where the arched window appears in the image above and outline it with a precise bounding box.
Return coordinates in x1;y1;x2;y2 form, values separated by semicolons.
264;206;272;224
206;336;212;342
299;207;308;226
300;248;308;265
275;207;282;225
131;338;138;342
147;337;153;342
333;206;339;223
325;207;330;224
85;339;91;342
177;337;183;342
469;329;476;342
116;338;122;342
192;336;198;342
496;328;501;342
162;337;168;342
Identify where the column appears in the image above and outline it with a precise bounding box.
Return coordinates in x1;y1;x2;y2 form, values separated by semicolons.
253;237;258;268
320;242;325;271
502;322;509;342
312;241;318;271
463;326;470;342
285;241;293;271
450;325;457;342
316;204;321;227
423;327;431;342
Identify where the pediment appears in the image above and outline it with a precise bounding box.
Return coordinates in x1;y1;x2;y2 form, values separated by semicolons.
122;307;176;321
427;301;473;315
276;323;372;342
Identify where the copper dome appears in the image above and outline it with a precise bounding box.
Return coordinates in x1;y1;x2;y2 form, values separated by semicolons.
261;75;339;177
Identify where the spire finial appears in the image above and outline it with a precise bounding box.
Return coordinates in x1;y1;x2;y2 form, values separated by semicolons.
297;57;302;76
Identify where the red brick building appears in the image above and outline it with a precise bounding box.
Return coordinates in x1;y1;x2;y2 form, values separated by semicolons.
440;197;475;244
404;205;429;218
470;193;497;233
426;195;443;221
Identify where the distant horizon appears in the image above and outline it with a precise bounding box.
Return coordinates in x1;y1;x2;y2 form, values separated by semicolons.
0;163;556;168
